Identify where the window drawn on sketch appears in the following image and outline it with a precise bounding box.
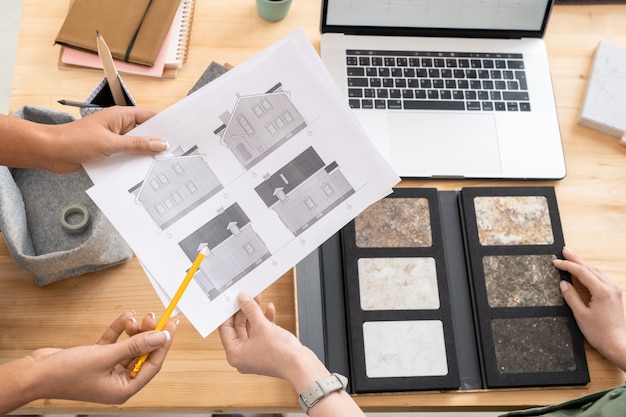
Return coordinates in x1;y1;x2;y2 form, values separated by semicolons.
178;203;271;300
128;146;223;230
255;146;355;236
213;83;307;170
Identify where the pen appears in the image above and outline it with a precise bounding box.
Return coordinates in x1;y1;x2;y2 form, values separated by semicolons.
57;99;102;108
129;246;209;378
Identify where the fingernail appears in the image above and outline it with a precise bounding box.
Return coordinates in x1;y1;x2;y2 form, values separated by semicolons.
559;280;569;293
147;330;170;347
174;319;180;326
239;292;252;302
563;246;573;256
129;316;138;326
149;312;156;320
149;139;168;152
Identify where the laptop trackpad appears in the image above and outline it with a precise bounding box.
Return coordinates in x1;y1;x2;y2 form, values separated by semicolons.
388;112;502;178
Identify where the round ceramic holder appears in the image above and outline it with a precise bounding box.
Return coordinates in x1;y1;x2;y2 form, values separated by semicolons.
256;0;292;22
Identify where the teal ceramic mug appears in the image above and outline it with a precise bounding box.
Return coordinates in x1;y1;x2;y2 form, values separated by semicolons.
256;0;293;22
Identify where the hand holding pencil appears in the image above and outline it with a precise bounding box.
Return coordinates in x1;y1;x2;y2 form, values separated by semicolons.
130;246;209;378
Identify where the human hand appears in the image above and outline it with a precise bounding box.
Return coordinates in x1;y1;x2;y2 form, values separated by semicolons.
219;293;365;417
44;106;168;173
555;247;626;371
26;310;176;404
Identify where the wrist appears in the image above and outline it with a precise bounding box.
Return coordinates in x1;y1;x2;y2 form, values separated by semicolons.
284;345;332;394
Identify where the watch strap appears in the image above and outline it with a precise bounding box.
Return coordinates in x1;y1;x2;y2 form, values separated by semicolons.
298;373;348;414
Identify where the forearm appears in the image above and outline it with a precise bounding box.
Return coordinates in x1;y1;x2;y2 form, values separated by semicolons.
0;356;42;415
0;114;56;171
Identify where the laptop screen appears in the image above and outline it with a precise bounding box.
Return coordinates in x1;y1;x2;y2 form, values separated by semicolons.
322;0;553;38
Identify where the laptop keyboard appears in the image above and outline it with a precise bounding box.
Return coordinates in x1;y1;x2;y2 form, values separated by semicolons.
345;49;530;112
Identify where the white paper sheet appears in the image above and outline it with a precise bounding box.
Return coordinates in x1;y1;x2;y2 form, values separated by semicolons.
85;30;399;337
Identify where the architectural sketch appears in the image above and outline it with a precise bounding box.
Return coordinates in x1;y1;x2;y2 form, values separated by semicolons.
129;146;223;230
213;83;307;170
178;203;271;300
255;146;355;236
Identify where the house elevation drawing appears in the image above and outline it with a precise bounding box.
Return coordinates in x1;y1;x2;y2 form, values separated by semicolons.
129;146;223;230
213;83;307;170
255;146;355;236
178;203;271;300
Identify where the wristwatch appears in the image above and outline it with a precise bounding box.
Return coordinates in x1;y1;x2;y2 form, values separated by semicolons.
298;373;349;414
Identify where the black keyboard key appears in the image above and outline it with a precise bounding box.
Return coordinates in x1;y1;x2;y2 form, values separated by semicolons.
440;90;452;100
429;68;440;78
508;60;524;69
422;58;433;67
427;90;439;99
347;56;358;66
482;101;494;111
348;88;363;98
415;89;427;99
397;57;408;66
507;102;519;111
453;90;464;100
446;59;458;68
395;79;407;88
348;67;365;76
467;101;481;111
348;78;368;87
383;78;394;87
366;67;378;77
364;88;375;98
478;91;489;100
458;80;469;89
503;70;514;80
490;91;502;101
404;68;415;77
384;57;395;66
495;101;506;111
454;69;465;78
349;99;360;108
390;89;402;98
409;58;421;67
375;99;386;109
520;102;531;111
403;89;414;99
506;80;519;90
503;91;529;101
391;68;403;77
441;69;453;78
370;78;382;87
362;99;374;109
495;60;506;68
459;59;470;68
420;79;432;88
404;100;466;110
471;59;482;68
408;79;419;88
359;57;371;66
470;80;481;89
379;67;390;77
376;89;388;98
434;58;445;67
433;79;444;88
388;99;402;109
372;57;383;66
416;68;427;77
445;79;457;89
482;60;494;69
465;90;477;100
515;71;528;90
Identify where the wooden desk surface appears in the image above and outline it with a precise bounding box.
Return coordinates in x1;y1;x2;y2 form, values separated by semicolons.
4;0;626;414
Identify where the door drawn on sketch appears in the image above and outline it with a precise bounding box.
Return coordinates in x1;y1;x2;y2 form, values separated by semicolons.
178;203;271;300
255;146;355;236
128;146;223;230
213;83;307;170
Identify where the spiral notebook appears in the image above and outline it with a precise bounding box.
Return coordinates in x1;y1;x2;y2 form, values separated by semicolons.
57;0;195;78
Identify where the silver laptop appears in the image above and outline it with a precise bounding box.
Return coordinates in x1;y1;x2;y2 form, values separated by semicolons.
320;0;566;179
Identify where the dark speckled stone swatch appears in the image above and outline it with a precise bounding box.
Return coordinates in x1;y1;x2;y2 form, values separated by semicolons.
483;254;563;307
492;317;576;374
355;197;432;248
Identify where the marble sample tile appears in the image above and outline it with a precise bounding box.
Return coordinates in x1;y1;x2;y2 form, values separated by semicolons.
355;197;432;248
363;320;448;378
491;317;576;374
483;254;563;307
473;196;554;246
358;257;439;310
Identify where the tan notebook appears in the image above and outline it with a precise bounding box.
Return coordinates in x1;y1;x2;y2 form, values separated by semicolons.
55;0;181;67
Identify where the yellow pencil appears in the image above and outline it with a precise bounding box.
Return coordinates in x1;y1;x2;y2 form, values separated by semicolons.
130;246;209;378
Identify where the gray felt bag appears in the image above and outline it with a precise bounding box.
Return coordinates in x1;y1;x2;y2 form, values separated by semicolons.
0;105;132;286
